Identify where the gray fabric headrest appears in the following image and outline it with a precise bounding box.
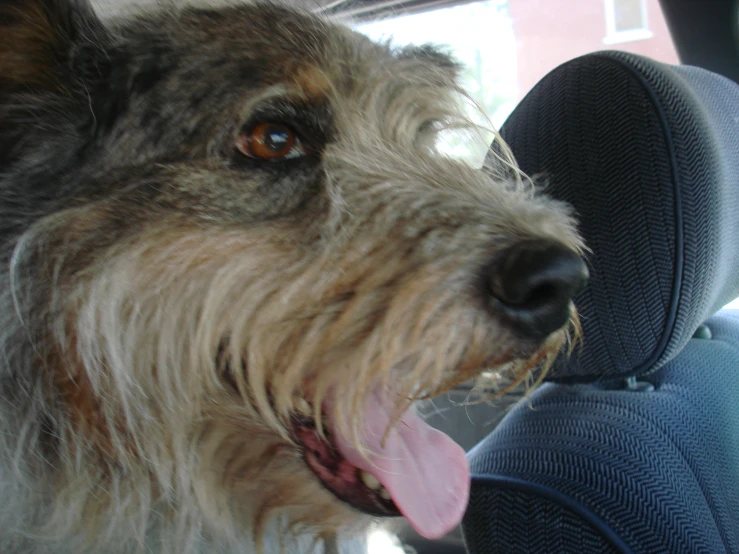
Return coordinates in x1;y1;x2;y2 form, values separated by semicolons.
497;51;739;380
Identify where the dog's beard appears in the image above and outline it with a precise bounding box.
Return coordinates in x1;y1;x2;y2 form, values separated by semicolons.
1;183;578;548
30;218;571;542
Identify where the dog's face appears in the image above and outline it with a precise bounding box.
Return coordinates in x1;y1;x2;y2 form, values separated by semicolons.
0;1;586;551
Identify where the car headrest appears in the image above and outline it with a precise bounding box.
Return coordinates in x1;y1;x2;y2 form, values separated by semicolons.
496;51;739;381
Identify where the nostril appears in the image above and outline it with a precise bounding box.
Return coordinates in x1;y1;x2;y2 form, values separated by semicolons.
492;246;587;306
520;282;559;310
487;240;589;339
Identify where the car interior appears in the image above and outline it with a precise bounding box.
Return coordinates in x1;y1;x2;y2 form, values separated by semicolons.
93;1;739;553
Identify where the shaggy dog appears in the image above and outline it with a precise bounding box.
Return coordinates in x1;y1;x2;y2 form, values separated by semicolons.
0;1;587;552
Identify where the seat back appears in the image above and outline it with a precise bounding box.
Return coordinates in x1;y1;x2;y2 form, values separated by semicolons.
462;52;739;554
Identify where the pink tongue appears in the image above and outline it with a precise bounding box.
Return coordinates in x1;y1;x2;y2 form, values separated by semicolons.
331;389;470;539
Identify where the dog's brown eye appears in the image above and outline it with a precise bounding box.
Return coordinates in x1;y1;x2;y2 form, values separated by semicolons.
236;122;308;161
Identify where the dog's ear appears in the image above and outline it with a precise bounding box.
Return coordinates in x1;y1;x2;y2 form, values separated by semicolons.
0;0;110;168
0;0;106;97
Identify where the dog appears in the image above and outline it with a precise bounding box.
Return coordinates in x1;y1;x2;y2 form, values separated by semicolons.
0;1;587;552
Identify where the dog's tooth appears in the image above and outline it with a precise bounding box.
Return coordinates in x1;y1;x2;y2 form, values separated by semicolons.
360;471;381;491
379;486;392;501
295;398;312;416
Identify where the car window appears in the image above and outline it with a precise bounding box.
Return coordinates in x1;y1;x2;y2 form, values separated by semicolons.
358;0;679;167
359;2;739;313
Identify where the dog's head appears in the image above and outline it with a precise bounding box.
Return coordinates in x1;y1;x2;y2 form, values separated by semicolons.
0;0;587;550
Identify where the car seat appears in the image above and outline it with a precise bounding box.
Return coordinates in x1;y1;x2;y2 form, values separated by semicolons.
462;51;739;554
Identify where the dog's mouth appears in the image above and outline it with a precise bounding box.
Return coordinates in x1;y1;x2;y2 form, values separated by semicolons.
292;412;400;517
219;344;470;538
290;388;470;540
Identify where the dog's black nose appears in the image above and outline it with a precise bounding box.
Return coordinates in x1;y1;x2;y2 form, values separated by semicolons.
489;240;588;340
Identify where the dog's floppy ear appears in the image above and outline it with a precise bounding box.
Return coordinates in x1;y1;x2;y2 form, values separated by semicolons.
0;0;106;97
0;0;110;168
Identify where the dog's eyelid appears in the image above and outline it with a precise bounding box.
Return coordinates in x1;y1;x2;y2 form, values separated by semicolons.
244;99;331;149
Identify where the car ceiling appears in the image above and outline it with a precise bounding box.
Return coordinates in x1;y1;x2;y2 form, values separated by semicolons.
93;0;478;20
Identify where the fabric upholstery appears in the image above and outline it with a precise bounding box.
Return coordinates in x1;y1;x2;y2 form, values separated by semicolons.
464;52;739;554
464;312;739;554
496;51;739;380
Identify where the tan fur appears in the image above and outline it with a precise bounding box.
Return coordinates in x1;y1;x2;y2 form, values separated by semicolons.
292;65;335;100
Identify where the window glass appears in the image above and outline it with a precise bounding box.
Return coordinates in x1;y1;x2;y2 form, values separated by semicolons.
358;0;679;165
604;0;654;44
614;0;646;32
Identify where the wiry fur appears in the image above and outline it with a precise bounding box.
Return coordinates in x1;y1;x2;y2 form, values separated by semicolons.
0;1;584;552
